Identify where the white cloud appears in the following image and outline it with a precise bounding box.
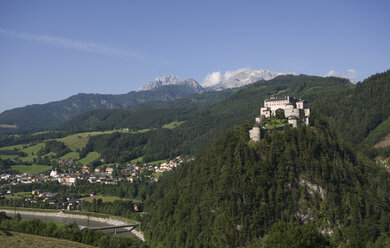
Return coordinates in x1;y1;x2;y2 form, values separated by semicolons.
201;68;251;87
223;68;249;80
0;27;148;61
325;70;336;77
347;69;356;82
201;71;222;87
325;69;357;83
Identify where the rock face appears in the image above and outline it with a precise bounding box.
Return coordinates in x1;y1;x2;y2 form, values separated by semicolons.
139;75;205;93
202;69;292;91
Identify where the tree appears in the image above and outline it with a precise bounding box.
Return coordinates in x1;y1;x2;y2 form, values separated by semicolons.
261;222;330;248
275;108;285;119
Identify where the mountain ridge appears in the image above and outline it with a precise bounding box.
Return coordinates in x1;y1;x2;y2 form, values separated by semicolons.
201;69;293;91
0;84;203;132
138;75;205;93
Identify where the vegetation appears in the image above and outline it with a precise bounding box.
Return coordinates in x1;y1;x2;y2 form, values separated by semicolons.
0;229;94;248
80;195;129;203
0;84;211;132
11;164;51;174
0;212;143;247
312;70;390;150
142;115;390;247
38;140;71;157
163;121;186;129
77;152;101;165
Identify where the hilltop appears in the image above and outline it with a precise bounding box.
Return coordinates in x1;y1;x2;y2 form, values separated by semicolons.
142;116;390;247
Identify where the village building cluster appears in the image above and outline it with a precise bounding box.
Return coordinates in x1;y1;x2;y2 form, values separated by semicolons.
0;156;189;210
249;95;311;141
0;156;188;187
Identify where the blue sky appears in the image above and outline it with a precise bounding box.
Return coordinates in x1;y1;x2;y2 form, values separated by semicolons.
1;0;389;113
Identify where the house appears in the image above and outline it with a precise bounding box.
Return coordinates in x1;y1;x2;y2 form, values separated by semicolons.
105;167;114;174
50;170;58;177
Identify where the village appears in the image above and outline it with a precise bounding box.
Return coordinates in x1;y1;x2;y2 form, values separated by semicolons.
0;156;189;210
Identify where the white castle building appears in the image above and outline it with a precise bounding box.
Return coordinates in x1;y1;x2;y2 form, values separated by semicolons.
249;95;310;141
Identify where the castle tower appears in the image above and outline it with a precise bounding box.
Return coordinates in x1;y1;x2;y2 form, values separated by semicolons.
249;125;261;142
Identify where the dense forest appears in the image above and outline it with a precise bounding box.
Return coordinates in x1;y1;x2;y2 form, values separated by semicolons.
312;70;390;150
142;114;390;247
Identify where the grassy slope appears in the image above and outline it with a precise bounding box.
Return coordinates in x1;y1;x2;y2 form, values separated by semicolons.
80;195;129;203
163;121;186;129
77;152;100;165
0;229;94;248
11;165;51;174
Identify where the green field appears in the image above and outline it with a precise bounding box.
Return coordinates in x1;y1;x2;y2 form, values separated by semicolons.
0;229;94;248
131;156;143;163
56;128;151;152
0;206;59;213
77;152;100;165
80;195;128;203
18;143;45;162
60;151;80;160
3;192;32;200
56;134;89;151
11;165;51;174
147;159;168;165
0;144;25;151
163;120;186;129
0;155;18;160
0;124;17;128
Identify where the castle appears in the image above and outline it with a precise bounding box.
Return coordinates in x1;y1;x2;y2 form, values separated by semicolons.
249;95;310;141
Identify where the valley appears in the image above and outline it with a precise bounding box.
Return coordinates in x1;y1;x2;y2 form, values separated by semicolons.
1;71;390;247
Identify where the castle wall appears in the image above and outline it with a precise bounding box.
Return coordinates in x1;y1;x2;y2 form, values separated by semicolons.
284;108;300;118
296;100;307;109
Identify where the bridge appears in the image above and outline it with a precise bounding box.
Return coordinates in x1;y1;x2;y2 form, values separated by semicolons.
82;224;139;234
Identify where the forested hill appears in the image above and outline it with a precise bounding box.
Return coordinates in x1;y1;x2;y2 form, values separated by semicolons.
60;75;353;163
312;70;390;150
57;89;235;132
58;74;352;133
0;84;204;133
142;116;390;247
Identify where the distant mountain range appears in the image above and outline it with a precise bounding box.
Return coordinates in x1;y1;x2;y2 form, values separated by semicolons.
0;69;294;132
0;84;202;132
139;75;205;93
201;69;292;91
138;69;292;92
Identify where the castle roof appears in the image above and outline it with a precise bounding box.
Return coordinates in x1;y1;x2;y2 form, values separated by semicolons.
265;95;289;102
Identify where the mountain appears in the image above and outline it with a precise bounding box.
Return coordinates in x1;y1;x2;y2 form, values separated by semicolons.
139;75;205;93
142;119;390;247
0;84;203;132
60;75;352;163
312;70;390;150
201;69;292;91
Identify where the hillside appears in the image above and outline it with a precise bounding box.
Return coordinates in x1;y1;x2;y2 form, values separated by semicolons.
142;116;390;247
51;75;353;163
57;89;235;132
0;74;351;165
0;84;204;133
0;229;94;248
56;71;390;164
312;70;390;149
